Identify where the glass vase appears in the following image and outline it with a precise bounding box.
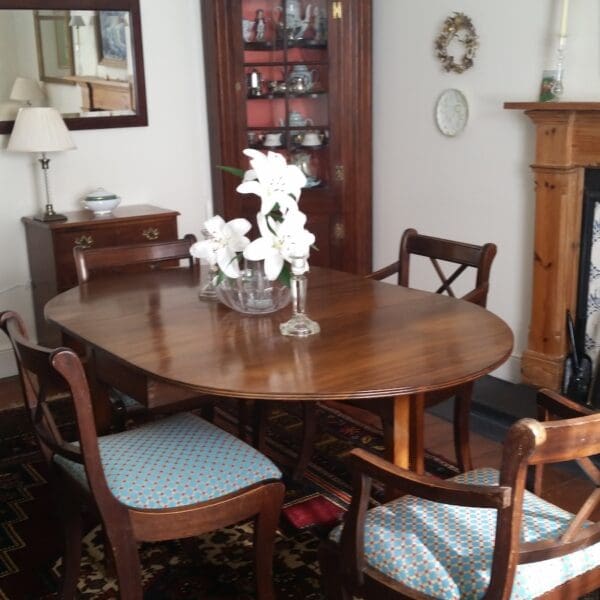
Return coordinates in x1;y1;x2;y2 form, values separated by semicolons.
280;257;320;337
198;263;219;300
215;260;291;315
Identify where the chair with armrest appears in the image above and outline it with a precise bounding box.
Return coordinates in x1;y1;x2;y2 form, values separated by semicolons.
0;310;284;600
354;227;497;473
73;235;235;431
320;388;600;599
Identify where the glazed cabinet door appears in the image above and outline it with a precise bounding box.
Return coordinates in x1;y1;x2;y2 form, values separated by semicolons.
201;0;372;274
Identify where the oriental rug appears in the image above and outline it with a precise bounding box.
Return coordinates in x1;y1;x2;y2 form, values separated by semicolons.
0;401;458;599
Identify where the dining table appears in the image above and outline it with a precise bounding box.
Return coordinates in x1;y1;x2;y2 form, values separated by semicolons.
44;265;513;472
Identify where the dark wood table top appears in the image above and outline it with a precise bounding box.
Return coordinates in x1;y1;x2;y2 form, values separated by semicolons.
45;267;513;402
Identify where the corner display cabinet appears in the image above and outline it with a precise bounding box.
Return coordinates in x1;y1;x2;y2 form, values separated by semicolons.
200;0;372;273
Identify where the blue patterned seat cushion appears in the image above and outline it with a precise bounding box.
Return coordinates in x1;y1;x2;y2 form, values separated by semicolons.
330;467;600;599
54;412;281;510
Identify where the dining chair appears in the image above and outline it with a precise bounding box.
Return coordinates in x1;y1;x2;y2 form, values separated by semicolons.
319;388;600;599
359;228;497;472
0;310;285;600
73;235;224;430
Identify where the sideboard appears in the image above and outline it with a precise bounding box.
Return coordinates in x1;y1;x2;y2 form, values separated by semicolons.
22;204;179;346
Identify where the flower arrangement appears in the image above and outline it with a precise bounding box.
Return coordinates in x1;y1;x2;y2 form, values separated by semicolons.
190;148;316;285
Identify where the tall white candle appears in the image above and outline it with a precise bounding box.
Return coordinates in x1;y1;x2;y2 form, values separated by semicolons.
559;0;570;37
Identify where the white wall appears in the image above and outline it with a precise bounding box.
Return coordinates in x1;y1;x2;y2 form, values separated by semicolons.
0;0;212;375
1;0;598;382
371;0;600;382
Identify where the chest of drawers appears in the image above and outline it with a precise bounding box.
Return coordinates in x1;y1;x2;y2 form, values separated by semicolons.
22;204;179;346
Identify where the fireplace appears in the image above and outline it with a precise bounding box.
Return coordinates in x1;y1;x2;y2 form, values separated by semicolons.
505;102;600;390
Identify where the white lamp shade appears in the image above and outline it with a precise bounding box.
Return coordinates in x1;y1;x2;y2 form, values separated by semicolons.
69;15;86;27
10;77;45;104
7;107;76;153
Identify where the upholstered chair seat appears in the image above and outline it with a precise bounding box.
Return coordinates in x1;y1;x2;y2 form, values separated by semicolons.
330;467;600;599
55;412;281;510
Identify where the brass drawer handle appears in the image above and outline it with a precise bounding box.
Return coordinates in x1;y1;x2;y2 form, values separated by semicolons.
142;227;159;240
74;234;94;249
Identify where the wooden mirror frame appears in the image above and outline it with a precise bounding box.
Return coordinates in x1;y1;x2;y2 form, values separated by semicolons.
0;0;147;134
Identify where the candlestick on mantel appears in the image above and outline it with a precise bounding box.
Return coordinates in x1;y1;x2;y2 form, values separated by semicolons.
559;0;570;37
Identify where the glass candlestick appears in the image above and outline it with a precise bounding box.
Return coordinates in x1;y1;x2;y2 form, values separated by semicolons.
550;35;567;99
198;263;219;300
280;257;320;337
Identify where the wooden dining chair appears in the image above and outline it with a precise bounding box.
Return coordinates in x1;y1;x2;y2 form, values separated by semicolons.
348;228;497;473
359;228;497;472
73;235;221;429
0;310;285;600
320;388;600;599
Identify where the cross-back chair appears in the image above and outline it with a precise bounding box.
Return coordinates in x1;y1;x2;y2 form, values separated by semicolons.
356;228;497;472
0;310;284;599
320;388;600;599
285;228;497;480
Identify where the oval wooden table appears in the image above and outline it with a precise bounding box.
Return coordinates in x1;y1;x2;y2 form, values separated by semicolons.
45;266;513;472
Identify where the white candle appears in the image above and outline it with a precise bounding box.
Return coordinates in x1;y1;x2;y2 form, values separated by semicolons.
559;0;570;37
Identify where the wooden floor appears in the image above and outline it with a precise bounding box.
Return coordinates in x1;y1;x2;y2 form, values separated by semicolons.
0;376;596;518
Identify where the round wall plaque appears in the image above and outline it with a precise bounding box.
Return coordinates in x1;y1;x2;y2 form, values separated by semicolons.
435;89;469;137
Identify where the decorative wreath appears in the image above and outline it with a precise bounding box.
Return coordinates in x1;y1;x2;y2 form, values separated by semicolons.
434;12;479;74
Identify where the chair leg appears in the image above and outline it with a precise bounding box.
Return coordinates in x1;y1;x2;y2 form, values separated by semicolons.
253;400;269;453
253;482;285;600
103;524;144;600
453;382;474;472
60;503;83;599
237;399;249;441
318;539;353;600
200;401;215;423
292;402;317;481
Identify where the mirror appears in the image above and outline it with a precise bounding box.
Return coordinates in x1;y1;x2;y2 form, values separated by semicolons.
0;0;147;134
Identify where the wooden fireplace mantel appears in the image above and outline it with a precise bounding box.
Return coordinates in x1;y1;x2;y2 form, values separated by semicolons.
505;101;600;390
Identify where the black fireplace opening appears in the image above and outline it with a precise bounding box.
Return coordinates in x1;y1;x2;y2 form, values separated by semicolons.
569;168;600;405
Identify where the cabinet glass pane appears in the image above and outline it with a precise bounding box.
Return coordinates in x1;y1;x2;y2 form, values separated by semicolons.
242;0;329;189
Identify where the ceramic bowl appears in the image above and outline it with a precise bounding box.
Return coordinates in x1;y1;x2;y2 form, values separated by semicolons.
82;196;121;215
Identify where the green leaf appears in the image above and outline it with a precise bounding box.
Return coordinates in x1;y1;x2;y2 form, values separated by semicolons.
216;165;245;179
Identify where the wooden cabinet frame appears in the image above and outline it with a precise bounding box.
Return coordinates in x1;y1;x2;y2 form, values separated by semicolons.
200;0;372;274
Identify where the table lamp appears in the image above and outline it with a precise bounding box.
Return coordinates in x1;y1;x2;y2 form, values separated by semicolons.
69;15;87;74
10;77;45;107
7;107;76;222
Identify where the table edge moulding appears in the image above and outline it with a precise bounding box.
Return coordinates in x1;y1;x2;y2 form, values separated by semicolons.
504;101;600;390
22;204;180;347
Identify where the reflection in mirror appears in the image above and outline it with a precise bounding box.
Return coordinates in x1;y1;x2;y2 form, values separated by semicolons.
0;1;146;133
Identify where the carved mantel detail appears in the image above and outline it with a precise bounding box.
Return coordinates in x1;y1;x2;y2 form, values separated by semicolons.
505;102;600;390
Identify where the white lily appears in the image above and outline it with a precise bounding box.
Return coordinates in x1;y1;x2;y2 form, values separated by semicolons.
190;215;251;278
243;211;315;280
236;148;307;215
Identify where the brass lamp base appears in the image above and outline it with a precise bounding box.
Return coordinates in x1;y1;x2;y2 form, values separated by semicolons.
33;204;67;222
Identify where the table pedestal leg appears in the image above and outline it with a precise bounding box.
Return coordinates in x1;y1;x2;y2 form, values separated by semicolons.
384;393;426;499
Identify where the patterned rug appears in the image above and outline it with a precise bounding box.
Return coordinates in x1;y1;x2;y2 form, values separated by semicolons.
0;401;459;599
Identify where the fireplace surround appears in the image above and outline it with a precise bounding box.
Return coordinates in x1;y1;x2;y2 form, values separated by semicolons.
505;102;600;390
